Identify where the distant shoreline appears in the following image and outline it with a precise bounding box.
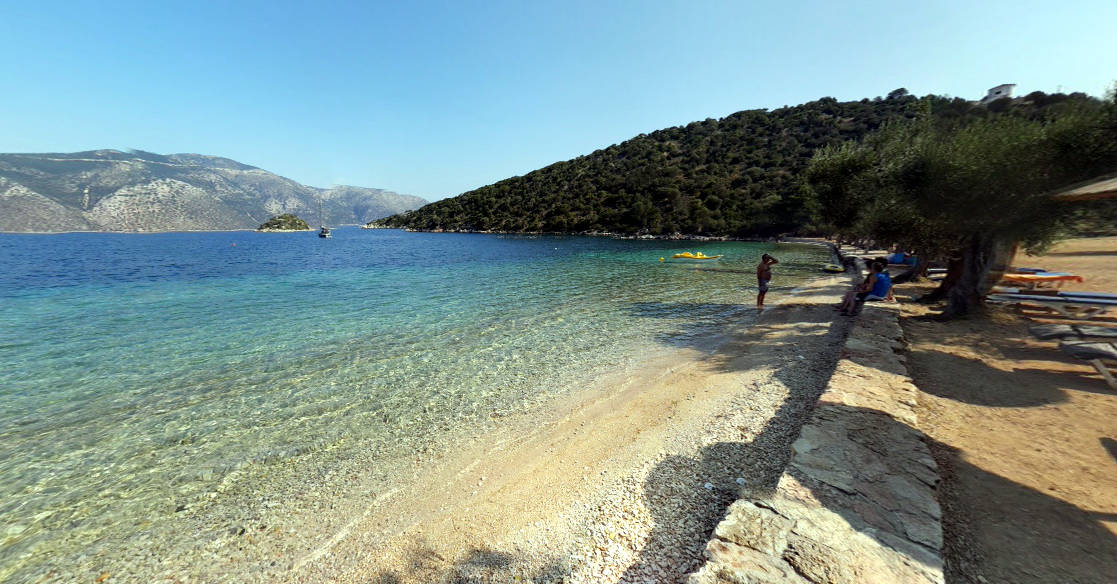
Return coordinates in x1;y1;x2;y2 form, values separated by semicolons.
0;227;834;250
0;226;365;235
365;226;816;243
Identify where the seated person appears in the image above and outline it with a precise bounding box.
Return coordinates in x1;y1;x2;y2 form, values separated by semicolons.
838;262;893;315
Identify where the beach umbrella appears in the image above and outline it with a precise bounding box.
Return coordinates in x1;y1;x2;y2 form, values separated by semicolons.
1052;173;1117;202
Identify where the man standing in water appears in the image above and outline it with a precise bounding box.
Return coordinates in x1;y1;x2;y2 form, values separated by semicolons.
756;253;778;311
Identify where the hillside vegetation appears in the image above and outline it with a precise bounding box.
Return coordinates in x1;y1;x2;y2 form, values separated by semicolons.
379;90;1101;236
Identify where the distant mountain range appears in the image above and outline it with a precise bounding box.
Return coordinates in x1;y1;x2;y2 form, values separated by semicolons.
0;149;427;232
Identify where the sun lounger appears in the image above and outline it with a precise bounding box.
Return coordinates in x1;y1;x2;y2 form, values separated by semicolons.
1059;341;1117;390
987;293;1117;320
992;286;1059;296
993;288;1115;299
1029;324;1117;340
1000;273;1085;290
1059;291;1117;300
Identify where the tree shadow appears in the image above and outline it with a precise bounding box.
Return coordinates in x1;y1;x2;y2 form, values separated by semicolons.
906;340;1115;406
931;437;1117;583
905;348;1072;407
625;399;1117;584
617;295;1117;582
1102;437;1117;466
370;542;565;583
617;308;853;581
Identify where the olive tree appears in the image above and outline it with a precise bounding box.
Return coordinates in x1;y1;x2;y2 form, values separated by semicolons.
807;96;1117;317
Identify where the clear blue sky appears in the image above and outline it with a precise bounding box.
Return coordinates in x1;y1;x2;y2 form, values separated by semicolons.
2;0;1114;201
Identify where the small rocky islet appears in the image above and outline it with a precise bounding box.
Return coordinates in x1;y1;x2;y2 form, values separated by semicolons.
256;214;312;232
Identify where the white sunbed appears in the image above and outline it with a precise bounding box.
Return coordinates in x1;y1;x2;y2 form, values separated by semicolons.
987;293;1117;320
1059;341;1117;390
993;288;1117;300
1059;291;1117;300
1028;324;1117;340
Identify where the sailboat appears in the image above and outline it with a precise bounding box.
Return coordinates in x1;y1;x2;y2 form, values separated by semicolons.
317;195;331;238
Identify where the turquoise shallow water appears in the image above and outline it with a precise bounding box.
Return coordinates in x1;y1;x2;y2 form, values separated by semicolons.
0;229;828;580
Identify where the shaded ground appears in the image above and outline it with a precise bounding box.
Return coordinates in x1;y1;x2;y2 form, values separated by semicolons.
899;237;1117;583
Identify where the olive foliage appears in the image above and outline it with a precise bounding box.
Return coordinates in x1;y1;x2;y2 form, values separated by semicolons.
806;90;1117;316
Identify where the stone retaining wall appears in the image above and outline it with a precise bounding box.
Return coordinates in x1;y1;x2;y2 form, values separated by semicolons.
687;304;944;584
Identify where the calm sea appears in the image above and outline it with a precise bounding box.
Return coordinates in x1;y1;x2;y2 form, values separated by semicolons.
0;228;828;581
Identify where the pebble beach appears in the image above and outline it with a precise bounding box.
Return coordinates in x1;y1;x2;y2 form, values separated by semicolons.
295;273;852;583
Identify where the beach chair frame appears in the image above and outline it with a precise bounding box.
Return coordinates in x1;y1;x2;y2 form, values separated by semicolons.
1092;359;1117;390
987;294;1117;321
1060;341;1117;390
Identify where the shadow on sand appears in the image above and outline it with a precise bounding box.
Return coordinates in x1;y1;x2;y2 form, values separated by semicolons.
619;301;1117;583
1103;437;1117;466
615;302;853;581
932;438;1117;583
623;402;1117;584
905;348;1071;407
369;543;565;584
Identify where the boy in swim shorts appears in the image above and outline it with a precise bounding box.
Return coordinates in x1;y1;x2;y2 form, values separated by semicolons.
757;253;778;310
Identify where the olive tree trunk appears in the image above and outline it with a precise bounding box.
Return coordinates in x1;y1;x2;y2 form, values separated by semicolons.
941;235;1017;318
920;253;963;303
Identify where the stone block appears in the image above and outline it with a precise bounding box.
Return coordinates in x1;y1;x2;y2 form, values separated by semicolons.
782;534;856;583
697;538;808;584
685;292;944;584
714;500;793;556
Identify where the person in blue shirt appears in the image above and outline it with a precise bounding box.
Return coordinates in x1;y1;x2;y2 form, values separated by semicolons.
838;261;893;315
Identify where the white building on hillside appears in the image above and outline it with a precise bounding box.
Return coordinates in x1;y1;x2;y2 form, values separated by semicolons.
980;84;1016;103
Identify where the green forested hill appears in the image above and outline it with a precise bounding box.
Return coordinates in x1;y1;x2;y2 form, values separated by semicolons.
379;90;1095;236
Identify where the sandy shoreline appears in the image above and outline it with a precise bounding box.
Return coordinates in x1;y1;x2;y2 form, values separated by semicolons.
275;273;853;583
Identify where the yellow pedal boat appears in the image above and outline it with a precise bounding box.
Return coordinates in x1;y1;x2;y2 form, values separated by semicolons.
660;251;723;262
